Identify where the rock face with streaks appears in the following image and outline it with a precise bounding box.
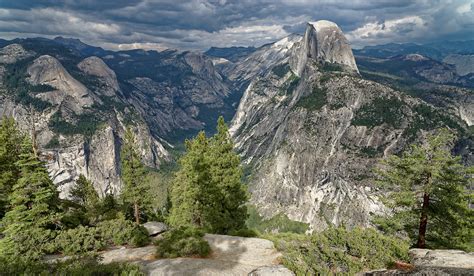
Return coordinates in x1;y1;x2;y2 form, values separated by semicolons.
77;56;120;96
293;21;359;75
27;55;94;114
0;44;170;198
0;38;240;197
229;21;466;231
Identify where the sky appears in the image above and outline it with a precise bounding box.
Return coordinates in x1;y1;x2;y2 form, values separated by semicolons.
0;0;473;51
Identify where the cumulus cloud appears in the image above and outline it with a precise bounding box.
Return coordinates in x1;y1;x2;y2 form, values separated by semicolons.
0;0;472;51
346;16;428;46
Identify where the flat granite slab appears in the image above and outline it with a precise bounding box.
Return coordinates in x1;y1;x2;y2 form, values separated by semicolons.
143;234;286;276
101;234;290;276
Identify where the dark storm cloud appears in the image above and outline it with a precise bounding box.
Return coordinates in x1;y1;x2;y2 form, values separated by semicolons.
0;0;141;11
0;0;472;51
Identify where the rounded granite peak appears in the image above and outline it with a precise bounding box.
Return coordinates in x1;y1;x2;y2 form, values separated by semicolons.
78;56;120;96
308;20;340;30
299;19;358;73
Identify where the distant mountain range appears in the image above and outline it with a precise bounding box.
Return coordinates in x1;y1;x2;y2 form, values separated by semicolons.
0;27;472;230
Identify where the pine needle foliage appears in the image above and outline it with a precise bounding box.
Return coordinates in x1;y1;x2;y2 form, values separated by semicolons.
374;129;473;250
120;127;149;224
0;117;24;218
168;117;248;233
0;136;61;260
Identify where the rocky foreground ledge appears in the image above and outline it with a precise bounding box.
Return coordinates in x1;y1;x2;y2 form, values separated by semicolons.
362;248;474;275
100;234;294;276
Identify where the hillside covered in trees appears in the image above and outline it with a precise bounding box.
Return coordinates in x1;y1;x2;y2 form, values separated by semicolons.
0;115;472;274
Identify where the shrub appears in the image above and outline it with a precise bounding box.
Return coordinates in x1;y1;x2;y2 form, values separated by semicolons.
0;256;144;275
97;217;150;247
0;227;58;261
227;228;259;237
53;217;150;256
129;225;151;247
267;227;409;274
54;226;106;255
155;227;211;258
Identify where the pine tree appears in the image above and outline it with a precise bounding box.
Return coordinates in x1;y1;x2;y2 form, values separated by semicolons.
209;116;248;233
0;117;24;218
0;136;60;260
168;118;249;233
168;131;221;231
120;128;149;224
70;174;99;209
375;129;473;250
69;174;100;223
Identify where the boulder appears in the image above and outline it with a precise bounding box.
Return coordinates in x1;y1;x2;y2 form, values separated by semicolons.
409;249;474;269
143;221;168;236
248;265;295;276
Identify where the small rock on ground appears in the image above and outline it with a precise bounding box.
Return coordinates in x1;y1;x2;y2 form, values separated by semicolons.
142;222;168;236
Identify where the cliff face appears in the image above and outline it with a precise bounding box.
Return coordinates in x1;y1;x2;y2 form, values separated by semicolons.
77;56;120;97
27;55;94;114
229;21;467;230
102;49;235;139
0;29;471;228
0;44;170;198
293;21;358;75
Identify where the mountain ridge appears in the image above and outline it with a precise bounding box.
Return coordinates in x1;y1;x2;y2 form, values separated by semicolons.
0;20;472;229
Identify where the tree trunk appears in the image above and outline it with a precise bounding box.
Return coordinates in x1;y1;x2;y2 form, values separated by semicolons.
134;202;140;224
416;193;430;248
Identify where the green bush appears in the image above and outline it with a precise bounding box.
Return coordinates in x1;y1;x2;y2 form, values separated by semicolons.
54;226;106;255
97;217;150;247
129;225;151;247
53;217;150;255
155;227;211;258
0;256;144;276
267;227;409;274
0;227;58;261
227;228;259;237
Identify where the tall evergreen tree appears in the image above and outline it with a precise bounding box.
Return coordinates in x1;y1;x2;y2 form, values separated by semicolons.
120;128;149;224
169;118;248;233
168;131;221;231
209;116;248;233
70;174;99;209
0;117;24;218
375;129;473;250
69;174;100;223
0;136;60;260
